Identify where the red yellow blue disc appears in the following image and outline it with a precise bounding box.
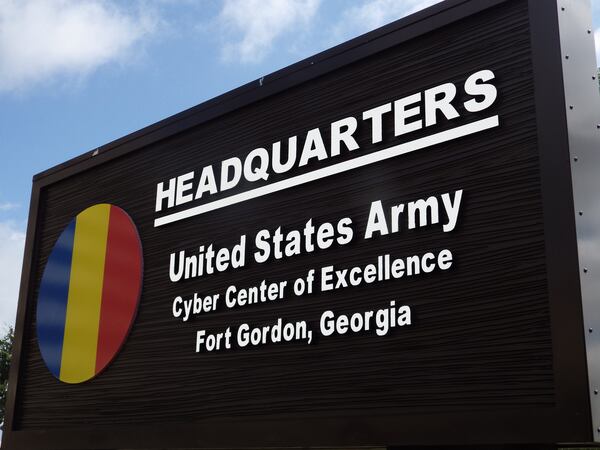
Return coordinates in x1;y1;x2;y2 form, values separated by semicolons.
36;204;143;384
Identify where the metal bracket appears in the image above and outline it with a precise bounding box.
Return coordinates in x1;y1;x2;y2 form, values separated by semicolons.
557;0;600;441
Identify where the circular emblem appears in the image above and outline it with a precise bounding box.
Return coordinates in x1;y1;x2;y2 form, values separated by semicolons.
36;204;143;383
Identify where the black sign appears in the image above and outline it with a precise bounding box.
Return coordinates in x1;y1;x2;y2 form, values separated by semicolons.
4;0;600;448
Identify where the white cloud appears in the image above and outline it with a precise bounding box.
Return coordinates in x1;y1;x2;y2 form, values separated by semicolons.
0;0;158;93
332;0;441;42
217;0;320;63
0;202;18;212
0;221;25;328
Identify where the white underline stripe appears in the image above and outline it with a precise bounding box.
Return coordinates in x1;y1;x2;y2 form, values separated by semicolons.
154;115;499;227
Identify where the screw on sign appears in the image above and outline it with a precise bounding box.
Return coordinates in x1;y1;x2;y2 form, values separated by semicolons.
36;204;143;384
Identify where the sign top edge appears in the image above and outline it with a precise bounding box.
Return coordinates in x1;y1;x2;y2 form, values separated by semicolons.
31;0;508;186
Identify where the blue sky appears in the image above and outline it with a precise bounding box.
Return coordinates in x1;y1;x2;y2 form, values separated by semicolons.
0;0;599;328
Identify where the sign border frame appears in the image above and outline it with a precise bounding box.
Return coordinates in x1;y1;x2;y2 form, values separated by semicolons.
3;0;596;447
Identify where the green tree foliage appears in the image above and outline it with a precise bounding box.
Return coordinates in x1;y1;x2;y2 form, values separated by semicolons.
0;326;14;430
